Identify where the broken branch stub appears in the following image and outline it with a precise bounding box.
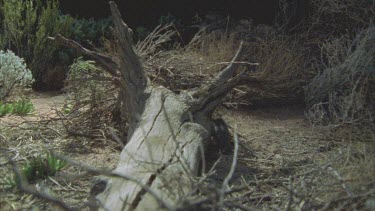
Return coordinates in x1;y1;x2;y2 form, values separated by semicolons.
52;1;245;210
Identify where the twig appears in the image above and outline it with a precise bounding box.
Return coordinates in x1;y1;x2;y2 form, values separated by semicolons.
305;189;375;210
0;147;19;166
218;124;239;209
224;201;255;211
326;166;353;197
286;176;294;211
206;61;259;69
107;126;125;148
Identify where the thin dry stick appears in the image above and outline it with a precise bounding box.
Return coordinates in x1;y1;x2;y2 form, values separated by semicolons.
206;61;260;69
305;189;375;210
160;93;197;185
218;124;239;209
188;111;206;176
327;166;353;197
286;176;294;211
0;147;19;166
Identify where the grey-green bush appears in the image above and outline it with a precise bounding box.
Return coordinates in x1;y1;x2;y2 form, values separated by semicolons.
0;50;33;101
0;0;74;90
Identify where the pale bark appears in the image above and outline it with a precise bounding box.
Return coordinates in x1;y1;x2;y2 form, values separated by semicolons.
52;1;245;210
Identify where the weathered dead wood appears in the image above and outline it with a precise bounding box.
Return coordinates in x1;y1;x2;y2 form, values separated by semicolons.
52;2;247;210
49;35;120;77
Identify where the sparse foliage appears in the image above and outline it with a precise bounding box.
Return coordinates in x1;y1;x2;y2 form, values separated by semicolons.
63;57;121;143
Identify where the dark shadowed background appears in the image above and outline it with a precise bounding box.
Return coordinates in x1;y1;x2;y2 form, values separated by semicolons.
59;0;282;27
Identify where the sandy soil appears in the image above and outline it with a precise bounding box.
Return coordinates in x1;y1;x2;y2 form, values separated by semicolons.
1;90;373;210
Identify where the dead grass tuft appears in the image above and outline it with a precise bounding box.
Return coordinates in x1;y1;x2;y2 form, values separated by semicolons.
305;27;375;135
237;32;310;106
140;21;312;107
140;26;239;92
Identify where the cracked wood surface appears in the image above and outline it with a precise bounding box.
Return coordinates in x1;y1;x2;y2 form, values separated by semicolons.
97;88;209;210
52;1;244;210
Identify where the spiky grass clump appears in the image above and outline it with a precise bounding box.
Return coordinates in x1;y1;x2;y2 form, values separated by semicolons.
0;99;34;117
4;152;67;188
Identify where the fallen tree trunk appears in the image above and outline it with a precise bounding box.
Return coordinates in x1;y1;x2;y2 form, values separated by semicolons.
52;2;249;210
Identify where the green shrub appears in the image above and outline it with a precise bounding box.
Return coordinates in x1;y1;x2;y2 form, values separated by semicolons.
0;50;34;101
0;0;74;89
0;0;115;90
71;17;112;45
0;0;37;56
65;57;107;105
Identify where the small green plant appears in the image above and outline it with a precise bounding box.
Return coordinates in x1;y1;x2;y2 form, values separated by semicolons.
3;175;17;188
11;99;34;116
4;152;67;188
62;103;73;114
0;99;34;117
45;152;67;175
0;102;13;116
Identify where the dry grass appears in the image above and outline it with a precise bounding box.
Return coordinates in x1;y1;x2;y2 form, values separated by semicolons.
138;21;312;107
0;93;120;210
305;27;375;135
305;0;374;38
138;25;239;93
1;102;374;210
237;30;310;106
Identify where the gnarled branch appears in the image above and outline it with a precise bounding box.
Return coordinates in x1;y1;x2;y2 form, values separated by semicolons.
48;34;120;77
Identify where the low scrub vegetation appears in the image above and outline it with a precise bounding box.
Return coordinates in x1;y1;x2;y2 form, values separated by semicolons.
61;57;121;142
306;27;374;132
0;0;373;210
0;0;113;90
0;0;74;89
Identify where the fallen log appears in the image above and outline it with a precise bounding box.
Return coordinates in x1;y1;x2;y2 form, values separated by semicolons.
52;2;250;210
